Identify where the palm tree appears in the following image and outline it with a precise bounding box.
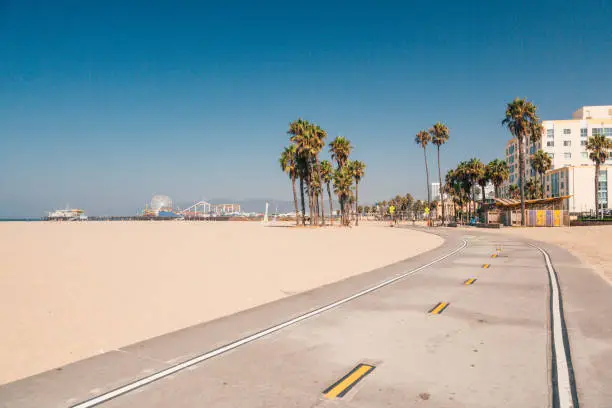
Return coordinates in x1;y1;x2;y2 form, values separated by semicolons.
430;122;450;224
329;136;353;170
486;159;510;198
279;145;300;225
508;184;520;199
466;158;485;217
415;130;432;221
320;160;334;224
525;178;540;200
477;170;489;203
333;166;354;226
531;150;552;198
288;119;312;226
349;160;366;226
502;98;542;225
586;134;612;218
312;124;328;225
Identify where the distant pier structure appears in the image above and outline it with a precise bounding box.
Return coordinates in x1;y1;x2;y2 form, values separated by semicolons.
181;201;241;218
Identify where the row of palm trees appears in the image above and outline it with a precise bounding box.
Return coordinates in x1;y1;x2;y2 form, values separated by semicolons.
443;158;509;221
279;119;366;226
414;123;450;223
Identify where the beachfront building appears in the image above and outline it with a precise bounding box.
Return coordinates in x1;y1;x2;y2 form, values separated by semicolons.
431;182;440;201
502;105;612;212
543;165;610;213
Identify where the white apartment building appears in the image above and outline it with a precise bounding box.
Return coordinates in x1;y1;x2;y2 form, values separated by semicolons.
543;165;609;213
431;182;441;201
503;105;612;212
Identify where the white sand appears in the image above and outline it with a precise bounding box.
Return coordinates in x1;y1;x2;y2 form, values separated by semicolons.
0;221;442;384
487;226;612;286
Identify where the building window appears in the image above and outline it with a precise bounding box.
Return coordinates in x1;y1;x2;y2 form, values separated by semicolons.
563;128;571;135
549;153;554;159
563;140;571;147
564;152;572;159
581;152;588;159
593;128;602;136
581;128;587;138
547;141;554;147
581;140;587;146
605;128;612;137
599;170;608;209
547;185;550;191
561;182;565;189
547;129;554;138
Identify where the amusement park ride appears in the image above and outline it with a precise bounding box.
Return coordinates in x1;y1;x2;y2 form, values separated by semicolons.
180;201;241;217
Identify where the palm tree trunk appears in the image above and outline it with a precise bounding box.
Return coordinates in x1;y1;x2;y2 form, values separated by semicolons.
355;182;360;226
518;137;527;226
540;172;545;198
291;177;299;226
299;177;306;226
436;145;445;224
494;184;499;199
423;147;431;224
316;159;325;226
327;183;334;225
595;163;600;219
481;185;485;202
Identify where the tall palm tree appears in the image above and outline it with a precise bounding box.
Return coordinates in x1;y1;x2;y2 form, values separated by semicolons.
311;124;328;225
531;150;552;198
485;159;510;198
415;130;432;221
502;98;542;225
349;160;366;226
430;122;450;224
333;166;354;226
477;170;489;203
320;160;334;224
466;158;485;217
279;145;300;225
586;134;612;218
288;118;311;226
329;136;353;170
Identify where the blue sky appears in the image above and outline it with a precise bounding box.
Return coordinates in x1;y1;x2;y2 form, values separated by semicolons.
1;1;611;216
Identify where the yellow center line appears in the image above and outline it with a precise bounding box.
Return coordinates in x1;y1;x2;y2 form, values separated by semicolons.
491;253;498;258
464;278;476;285
429;302;449;314
323;364;375;399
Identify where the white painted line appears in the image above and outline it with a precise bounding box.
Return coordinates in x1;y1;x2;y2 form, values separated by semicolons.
71;239;468;408
530;244;576;408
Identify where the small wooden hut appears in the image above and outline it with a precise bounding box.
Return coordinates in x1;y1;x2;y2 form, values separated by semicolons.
486;196;571;226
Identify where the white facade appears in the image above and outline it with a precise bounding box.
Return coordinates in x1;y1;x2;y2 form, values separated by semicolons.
543;165;610;213
431;182;440;201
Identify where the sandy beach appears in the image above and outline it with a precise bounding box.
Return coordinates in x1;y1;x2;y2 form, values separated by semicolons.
488;226;612;285
0;221;441;384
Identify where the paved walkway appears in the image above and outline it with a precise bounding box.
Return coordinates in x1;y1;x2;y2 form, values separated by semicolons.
1;228;611;407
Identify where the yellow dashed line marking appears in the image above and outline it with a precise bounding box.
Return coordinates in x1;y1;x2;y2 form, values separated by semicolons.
428;302;450;314
464;278;477;285
323;364;375;399
491;253;498;258
482;264;490;269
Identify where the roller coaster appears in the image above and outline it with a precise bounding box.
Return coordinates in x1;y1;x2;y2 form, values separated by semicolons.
180;201;241;217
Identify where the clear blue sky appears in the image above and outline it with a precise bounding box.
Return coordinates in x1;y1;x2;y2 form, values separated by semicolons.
1;0;611;216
